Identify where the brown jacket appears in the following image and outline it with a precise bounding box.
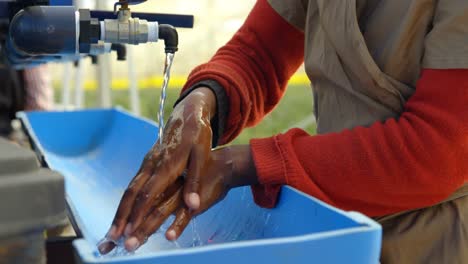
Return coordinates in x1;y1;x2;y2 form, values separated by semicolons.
268;0;468;263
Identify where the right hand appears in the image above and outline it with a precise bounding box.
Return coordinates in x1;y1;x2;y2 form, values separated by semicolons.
98;87;216;254
122;146;236;252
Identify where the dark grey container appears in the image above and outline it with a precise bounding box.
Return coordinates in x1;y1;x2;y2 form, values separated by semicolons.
0;138;66;264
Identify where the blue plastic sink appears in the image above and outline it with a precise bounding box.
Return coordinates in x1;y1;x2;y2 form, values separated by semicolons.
19;108;382;264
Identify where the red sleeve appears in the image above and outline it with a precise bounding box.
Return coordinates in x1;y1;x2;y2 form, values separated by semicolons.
251;69;468;217
182;0;304;144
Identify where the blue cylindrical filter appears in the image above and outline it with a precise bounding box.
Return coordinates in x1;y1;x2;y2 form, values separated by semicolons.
9;6;78;56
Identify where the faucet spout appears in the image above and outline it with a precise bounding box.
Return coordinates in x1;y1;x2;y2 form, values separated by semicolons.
158;24;178;54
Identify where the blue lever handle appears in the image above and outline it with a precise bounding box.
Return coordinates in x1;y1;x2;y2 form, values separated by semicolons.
91;10;194;28
114;0;148;13
126;0;148;4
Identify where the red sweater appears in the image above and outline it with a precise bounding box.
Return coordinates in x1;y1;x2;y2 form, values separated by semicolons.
182;0;468;217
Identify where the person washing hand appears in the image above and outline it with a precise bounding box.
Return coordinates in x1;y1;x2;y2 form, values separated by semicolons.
100;1;468;263
98;88;259;253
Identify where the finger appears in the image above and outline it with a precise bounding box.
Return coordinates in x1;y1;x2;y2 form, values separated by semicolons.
145;178;184;217
97;240;116;255
184;145;209;210
125;185;183;252
107;156;157;240
145;142;163;163
125;176;184;237
166;207;192;241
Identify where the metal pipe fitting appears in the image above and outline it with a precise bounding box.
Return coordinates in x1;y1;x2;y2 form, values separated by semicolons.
100;9;158;45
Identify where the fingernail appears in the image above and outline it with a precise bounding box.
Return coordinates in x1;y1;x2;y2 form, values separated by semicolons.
97;241;113;254
188;193;200;209
166;230;177;241
124;223;133;237
106;225;117;240
97;237;115;254
125;237;140;252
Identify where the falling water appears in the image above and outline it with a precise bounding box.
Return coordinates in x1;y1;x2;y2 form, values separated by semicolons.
157;52;175;142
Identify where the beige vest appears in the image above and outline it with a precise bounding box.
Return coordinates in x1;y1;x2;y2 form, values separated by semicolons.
268;0;468;263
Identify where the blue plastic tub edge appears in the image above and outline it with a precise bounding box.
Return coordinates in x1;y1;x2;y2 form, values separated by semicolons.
72;186;382;263
74;223;381;263
18;107;156;158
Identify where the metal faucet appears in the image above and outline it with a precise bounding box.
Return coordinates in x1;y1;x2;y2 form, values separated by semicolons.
101;0;178;53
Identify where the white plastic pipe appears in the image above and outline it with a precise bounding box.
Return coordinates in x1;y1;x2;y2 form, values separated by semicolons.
99;21;159;44
74;60;85;108
96;0;112;108
97;54;112;108
127;45;141;115
61;62;73;110
147;22;159;42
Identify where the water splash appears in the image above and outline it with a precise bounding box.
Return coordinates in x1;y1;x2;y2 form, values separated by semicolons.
157;52;175;142
190;218;203;247
95;193;274;258
172;241;181;248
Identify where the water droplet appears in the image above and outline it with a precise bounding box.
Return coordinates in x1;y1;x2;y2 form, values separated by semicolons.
172;241;181;248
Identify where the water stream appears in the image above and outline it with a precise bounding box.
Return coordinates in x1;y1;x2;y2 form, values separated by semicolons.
97;53;177;258
157;52;175;142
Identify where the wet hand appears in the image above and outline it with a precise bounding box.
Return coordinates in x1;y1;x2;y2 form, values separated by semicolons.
98;144;257;254
98;87;216;254
119;146;258;251
123;147;234;252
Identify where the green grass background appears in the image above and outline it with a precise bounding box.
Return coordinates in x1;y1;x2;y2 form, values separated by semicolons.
55;84;316;144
